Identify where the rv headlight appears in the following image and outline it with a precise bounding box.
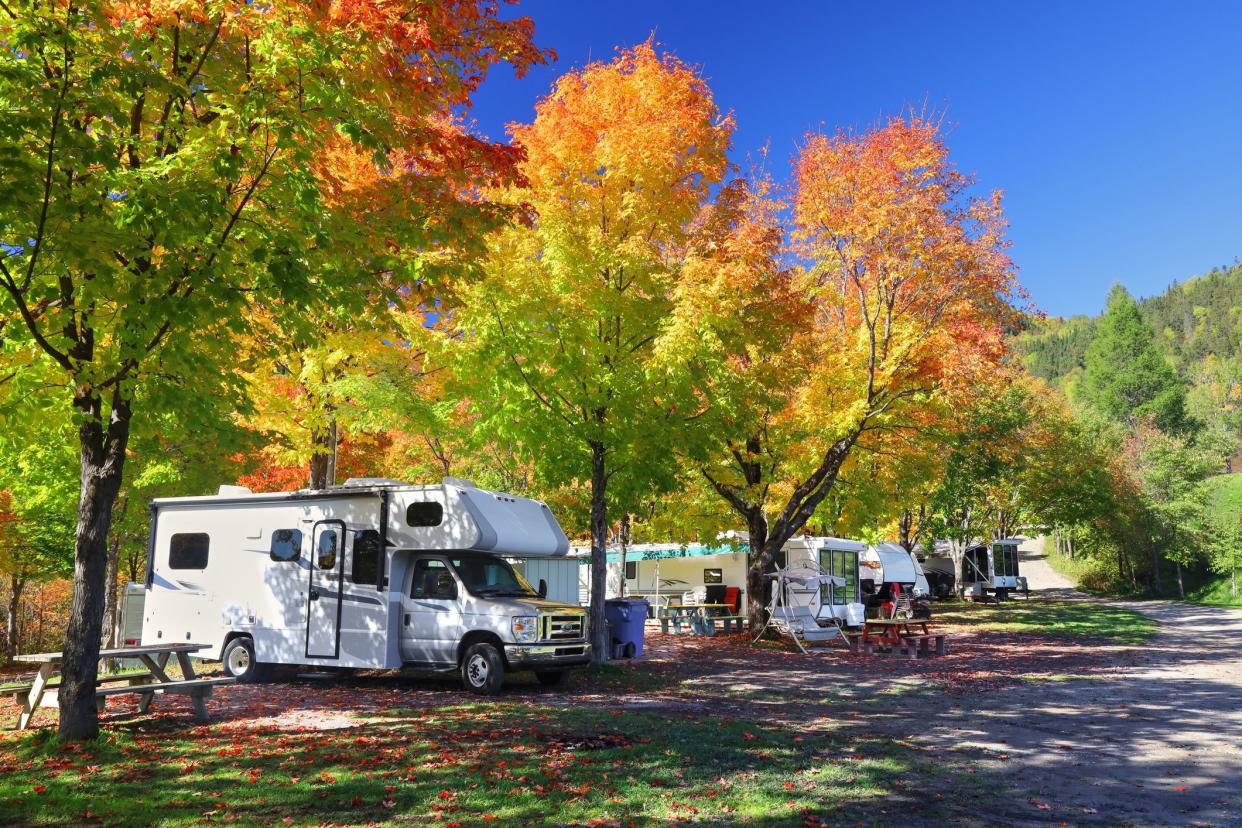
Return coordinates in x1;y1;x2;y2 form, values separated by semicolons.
511;616;539;643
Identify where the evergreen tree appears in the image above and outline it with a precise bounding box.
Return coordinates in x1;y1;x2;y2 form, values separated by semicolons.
1079;285;1187;431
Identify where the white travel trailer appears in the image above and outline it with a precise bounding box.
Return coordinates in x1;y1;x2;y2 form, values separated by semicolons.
780;537;866;628
960;538;1022;599
860;542;932;618
141;478;590;694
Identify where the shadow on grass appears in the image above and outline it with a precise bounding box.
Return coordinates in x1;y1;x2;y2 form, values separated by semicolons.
0;699;954;827
933;600;1157;644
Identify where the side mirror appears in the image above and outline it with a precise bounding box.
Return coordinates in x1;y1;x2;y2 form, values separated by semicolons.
538;579;548;599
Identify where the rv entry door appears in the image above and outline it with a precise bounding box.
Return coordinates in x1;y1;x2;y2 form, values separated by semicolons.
306;520;346;659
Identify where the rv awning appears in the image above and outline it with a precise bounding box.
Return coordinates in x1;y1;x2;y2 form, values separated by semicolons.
604;544;745;563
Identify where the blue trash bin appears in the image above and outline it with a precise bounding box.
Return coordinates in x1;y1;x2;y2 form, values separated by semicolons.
604;598;649;659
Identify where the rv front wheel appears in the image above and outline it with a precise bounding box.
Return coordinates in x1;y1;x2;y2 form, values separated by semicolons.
223;637;265;684
461;642;504;695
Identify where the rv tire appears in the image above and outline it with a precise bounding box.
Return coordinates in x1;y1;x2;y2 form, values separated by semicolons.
222;637;267;684
462;642;504;695
534;670;565;687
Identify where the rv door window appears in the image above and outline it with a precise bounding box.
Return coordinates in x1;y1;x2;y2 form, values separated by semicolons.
351;529;382;585
406;501;443;527
269;528;302;562
317;530;339;570
624;561;637;581
169;533;209;570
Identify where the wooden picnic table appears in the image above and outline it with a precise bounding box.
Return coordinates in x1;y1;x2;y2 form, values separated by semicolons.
858;619;947;658
657;603;739;635
11;643;235;730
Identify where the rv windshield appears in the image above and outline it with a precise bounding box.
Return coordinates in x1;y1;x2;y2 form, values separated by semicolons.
448;556;538;598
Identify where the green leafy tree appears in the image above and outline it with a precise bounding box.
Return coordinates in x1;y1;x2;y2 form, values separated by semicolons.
0;0;544;738
451;44;734;662
1078;285;1187;431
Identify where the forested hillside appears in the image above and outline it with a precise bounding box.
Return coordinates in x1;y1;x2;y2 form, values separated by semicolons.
1020;262;1242;385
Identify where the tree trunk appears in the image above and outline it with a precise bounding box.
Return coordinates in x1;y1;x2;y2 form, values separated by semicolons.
102;495;126;651
1231;567;1237;599
59;389;132;741
5;575;23;663
744;507;770;632
617;514;631;598
1067;533;1074;561
1150;541;1162;594
309;419;338;489
588;441;609;666
1175;561;1184;600
898;510;914;552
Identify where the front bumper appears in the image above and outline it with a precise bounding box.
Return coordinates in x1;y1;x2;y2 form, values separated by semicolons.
504;642;592;669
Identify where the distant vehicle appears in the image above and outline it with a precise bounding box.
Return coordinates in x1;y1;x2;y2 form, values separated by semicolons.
960;538;1021;600
919;556;957;598
141;478;589;694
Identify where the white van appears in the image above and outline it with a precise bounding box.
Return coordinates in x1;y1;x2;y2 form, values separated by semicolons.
141;478;589;693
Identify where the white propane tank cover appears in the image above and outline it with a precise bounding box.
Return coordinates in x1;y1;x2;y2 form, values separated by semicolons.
217;485;252;496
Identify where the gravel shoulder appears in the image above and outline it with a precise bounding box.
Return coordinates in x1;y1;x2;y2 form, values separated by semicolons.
889;536;1242;826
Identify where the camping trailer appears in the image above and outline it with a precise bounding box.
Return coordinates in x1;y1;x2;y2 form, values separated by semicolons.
141;478;590;693
780;536;866;628
860;543;932;618
960;538;1022;599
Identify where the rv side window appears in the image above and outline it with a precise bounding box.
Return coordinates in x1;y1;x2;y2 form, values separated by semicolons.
352;529;382;585
406;501;443;527
624;561;637;580
703;568;723;585
168;533;209;570
269;529;302;562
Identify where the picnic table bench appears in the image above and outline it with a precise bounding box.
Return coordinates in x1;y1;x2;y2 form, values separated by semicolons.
857;619;949;659
10;643;235;730
657;603;736;635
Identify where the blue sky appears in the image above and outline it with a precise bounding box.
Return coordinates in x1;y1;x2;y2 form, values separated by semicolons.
466;1;1242;318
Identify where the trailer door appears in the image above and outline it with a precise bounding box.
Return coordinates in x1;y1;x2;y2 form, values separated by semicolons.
306;520;346;659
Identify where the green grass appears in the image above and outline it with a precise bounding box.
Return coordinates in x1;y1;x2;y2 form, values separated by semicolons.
0;700;946;826
1188;574;1242;608
935;599;1157;644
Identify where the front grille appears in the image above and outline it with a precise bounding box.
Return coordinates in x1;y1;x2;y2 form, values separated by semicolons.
542;613;586;641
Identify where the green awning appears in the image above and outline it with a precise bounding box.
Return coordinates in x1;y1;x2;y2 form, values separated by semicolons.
605;543;746;563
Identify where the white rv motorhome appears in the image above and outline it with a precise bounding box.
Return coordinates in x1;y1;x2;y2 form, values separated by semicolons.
780;537;866;628
141;478;590;694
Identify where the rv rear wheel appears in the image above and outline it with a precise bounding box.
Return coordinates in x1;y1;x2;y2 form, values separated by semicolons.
535;670;565;687
461;642;504;695
223;637;266;684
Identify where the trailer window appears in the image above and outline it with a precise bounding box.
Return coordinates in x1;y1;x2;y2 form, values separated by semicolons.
703;568;723;585
169;533;209;570
317;530;339;570
352;530;382;585
624;561;637;580
269;529;302;562
406;501;443;527
820;548;858;605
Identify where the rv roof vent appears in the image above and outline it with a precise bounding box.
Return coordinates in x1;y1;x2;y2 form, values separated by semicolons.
340;477;409;488
217;485;252;496
443;476;478;489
